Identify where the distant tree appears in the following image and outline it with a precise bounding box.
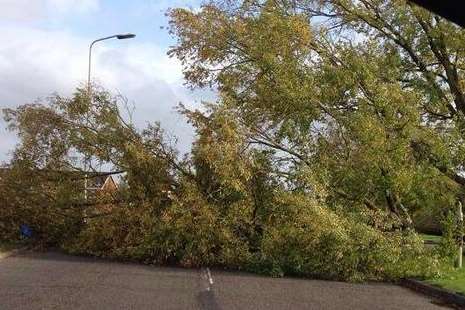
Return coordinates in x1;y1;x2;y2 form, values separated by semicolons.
2;87;181;244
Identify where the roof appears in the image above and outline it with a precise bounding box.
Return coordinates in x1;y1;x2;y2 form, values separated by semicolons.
0;167;120;190
86;175;118;190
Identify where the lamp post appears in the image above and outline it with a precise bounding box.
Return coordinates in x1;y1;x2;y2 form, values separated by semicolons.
85;33;136;201
458;201;463;268
87;33;136;95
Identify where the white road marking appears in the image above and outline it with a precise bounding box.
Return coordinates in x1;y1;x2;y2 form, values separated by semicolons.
201;267;214;291
206;268;214;285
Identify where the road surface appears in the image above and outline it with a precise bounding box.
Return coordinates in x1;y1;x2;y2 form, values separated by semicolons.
0;251;449;309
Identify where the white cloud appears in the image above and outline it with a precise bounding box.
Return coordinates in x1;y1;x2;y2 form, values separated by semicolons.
0;0;100;22
0;0;44;22
0;24;211;162
0;129;17;165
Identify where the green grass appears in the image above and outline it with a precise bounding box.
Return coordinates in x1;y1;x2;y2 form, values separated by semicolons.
420;233;465;295
427;263;465;295
420;233;442;243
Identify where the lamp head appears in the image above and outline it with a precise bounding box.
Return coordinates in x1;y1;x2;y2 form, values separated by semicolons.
116;33;136;40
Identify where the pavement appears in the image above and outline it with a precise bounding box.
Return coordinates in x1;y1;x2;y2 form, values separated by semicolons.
0;251;451;310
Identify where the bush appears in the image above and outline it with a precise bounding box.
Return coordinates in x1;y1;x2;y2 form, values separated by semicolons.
69;190;439;281
3;166;439;282
257;193;440;281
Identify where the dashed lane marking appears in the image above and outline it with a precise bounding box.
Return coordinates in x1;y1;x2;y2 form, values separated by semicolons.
206;268;214;285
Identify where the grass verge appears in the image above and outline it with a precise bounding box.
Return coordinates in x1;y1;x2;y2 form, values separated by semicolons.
426;265;465;295
420;233;442;243
419;234;465;295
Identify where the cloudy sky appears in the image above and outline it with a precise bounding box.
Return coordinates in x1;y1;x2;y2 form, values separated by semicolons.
0;0;213;163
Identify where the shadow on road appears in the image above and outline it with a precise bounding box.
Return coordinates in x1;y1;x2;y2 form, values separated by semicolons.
198;290;223;310
13;250;196;274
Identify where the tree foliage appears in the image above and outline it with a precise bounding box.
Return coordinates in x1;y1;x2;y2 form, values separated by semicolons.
168;0;465;228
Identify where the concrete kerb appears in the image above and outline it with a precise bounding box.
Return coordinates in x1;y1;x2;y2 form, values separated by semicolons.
400;278;465;308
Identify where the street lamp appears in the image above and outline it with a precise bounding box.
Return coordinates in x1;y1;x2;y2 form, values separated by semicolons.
84;33;135;201
87;33;136;95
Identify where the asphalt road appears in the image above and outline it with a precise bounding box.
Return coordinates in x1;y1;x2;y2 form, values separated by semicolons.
0;251;449;310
